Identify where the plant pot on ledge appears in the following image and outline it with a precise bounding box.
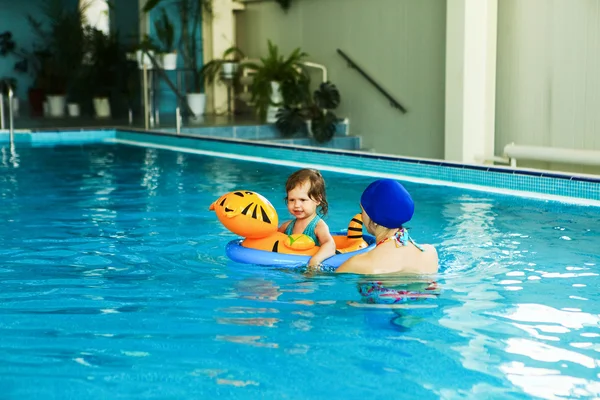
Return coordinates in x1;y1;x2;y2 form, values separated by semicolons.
187;93;206;121
162;52;177;70
93;96;111;118
46;93;66;118
67;103;80;117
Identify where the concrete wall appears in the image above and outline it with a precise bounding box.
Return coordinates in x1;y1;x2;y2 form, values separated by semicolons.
236;0;447;159
496;0;600;174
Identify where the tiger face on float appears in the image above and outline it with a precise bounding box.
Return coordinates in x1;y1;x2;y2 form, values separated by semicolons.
209;190;279;239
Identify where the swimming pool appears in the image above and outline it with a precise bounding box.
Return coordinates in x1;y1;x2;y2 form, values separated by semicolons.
1;142;599;399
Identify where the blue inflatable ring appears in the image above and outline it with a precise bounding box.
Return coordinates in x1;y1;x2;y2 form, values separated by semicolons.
225;231;377;270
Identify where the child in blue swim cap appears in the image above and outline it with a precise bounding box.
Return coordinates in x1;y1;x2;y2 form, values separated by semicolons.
336;179;438;275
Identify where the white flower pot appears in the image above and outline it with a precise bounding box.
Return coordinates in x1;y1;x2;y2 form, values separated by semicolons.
47;95;66;118
162;52;178;70
93;97;111;118
186;93;206;119
221;62;238;80
136;50;155;69
67;103;80;117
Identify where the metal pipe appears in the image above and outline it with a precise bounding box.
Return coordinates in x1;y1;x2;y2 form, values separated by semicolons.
143;65;149;130
149;68;155;128
155;110;160;126
128;108;133;125
8;86;14;144
0;93;4;130
504;143;600;167
176;107;181;134
302;61;328;83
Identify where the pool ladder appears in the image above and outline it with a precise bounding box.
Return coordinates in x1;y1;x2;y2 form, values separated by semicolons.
0;83;15;144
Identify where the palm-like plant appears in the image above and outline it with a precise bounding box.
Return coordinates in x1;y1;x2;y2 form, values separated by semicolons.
199;46;246;85
276;81;342;143
154;8;175;53
28;0;90;95
143;0;212;93
243;40;308;121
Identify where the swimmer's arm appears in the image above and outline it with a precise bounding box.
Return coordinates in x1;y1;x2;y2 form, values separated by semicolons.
308;221;336;268
335;253;372;274
278;220;291;233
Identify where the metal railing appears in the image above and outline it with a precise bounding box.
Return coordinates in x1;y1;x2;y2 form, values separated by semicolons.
336;49;407;114
0;83;15;143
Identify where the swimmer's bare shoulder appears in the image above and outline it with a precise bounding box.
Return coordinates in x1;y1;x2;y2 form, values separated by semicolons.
335;251;372;274
420;244;439;272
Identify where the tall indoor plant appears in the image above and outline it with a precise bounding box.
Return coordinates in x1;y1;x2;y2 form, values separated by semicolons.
28;0;89;117
154;8;177;70
86;27;125;118
143;0;213;117
243;40;308;123
199;46;246;86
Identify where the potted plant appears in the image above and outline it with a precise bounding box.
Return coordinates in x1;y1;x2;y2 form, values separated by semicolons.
143;0;213;118
0;30;48;116
199;46;246;84
86;28;124;118
27;1;89;118
276;81;342;143
154;8;177;70
135;34;160;70
243;40;308;123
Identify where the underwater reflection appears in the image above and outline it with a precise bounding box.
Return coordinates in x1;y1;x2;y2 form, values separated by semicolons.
356;277;440;305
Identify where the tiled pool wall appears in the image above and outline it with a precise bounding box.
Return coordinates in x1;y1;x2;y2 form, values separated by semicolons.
1;128;599;203
160;121;361;150
0;129;116;146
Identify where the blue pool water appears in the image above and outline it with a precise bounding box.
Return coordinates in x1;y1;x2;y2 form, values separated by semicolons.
0;143;599;399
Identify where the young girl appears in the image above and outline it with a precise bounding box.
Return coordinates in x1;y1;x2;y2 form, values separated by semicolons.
278;169;336;269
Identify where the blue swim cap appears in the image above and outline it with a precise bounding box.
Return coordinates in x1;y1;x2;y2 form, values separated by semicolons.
360;179;414;228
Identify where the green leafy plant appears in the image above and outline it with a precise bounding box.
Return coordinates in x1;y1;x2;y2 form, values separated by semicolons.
27;0;90;95
0;31;16;56
154;8;175;53
199;46;246;85
275;0;293;11
143;0;213;93
243;40;308;121
0;30;48;89
276;81;342;143
85;28;125;97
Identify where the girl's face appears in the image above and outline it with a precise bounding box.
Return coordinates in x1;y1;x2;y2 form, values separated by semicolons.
287;181;320;220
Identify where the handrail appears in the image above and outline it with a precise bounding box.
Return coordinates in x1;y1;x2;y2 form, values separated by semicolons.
0;92;4;130
336;49;407;113
302;61;328;84
8;85;14;142
504;142;600;168
1;83;15;143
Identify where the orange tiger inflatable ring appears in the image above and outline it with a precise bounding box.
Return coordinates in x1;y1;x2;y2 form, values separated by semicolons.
209;190;376;268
